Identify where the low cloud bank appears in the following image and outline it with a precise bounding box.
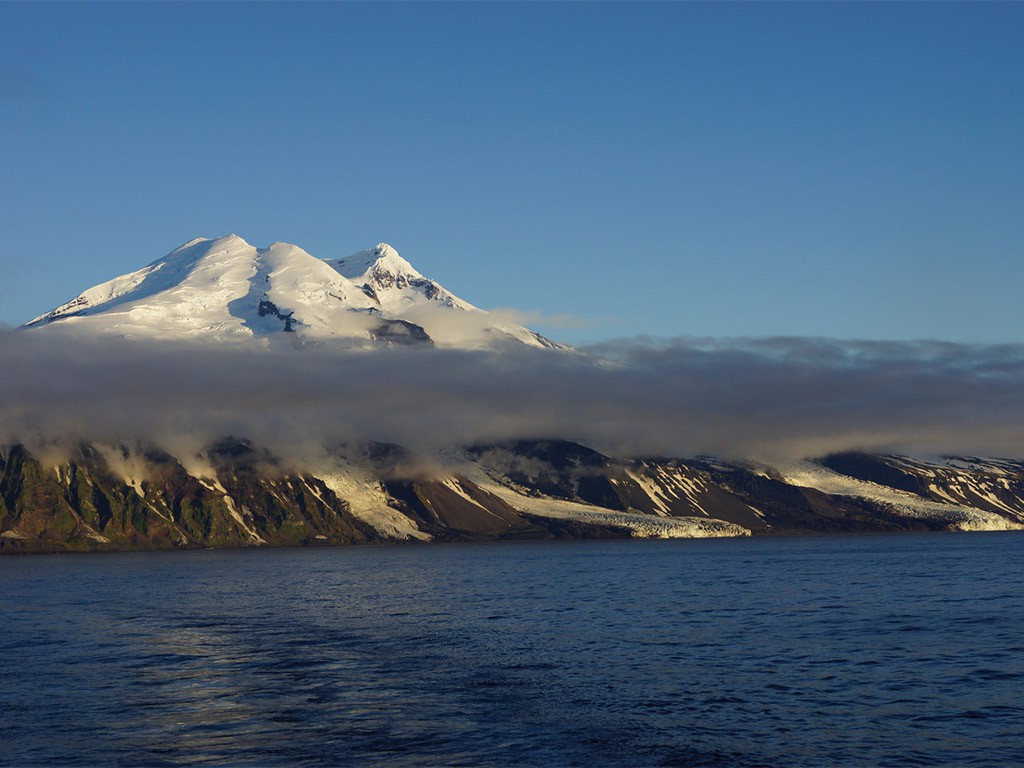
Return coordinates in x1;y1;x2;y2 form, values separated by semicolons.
2;330;1023;463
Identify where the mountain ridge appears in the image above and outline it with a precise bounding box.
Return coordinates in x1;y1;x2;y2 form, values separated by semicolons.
3;438;1021;554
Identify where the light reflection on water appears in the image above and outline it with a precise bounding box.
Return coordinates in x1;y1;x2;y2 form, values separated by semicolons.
2;533;1023;767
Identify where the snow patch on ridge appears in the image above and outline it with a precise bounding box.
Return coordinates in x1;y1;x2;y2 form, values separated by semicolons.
178;452;267;544
317;459;431;541
625;464;718;517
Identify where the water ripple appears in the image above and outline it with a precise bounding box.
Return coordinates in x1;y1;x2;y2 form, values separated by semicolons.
2;532;1023;766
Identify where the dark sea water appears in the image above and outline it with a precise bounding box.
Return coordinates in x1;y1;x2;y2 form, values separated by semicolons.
2;533;1022;767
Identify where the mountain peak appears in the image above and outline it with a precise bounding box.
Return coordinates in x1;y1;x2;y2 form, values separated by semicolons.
329;243;423;283
372;242;401;259
368;242;422;281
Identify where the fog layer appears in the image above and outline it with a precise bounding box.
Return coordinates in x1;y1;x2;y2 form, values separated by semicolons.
2;331;1022;462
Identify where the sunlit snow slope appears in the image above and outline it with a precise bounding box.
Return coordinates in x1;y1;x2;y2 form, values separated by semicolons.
24;236;568;351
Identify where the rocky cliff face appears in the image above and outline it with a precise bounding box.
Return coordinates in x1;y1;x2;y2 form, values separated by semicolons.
0;441;378;552
3;439;1021;554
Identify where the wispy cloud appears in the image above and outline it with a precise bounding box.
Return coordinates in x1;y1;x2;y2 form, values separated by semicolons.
2;330;1023;464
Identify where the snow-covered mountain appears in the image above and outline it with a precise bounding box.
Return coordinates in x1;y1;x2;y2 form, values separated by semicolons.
24;235;569;351
9;234;1024;554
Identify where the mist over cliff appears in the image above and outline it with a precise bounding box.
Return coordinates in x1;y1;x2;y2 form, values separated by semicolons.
4;330;1023;464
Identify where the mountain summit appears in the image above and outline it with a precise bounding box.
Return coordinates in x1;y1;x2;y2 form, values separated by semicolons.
24;236;568;350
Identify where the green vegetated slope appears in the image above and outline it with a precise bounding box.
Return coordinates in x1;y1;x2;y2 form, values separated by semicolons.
0;441;377;553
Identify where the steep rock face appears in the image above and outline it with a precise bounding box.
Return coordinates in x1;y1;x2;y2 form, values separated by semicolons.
3;439;1023;554
470;440;626;510
691;462;932;535
0;442;380;553
0;440;686;553
467;443;1024;536
818;452;1024;524
468;446;890;535
381;477;531;540
818;453;926;494
615;459;769;530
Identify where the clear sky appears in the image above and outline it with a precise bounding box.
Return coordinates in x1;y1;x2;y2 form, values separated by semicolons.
1;2;1021;344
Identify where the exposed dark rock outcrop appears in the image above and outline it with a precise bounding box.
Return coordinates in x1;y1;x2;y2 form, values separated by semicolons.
258;297;297;332
370;319;433;347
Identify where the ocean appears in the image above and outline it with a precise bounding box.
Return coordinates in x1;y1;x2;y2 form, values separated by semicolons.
2;532;1022;767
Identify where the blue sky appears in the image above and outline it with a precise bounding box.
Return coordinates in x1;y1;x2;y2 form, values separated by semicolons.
1;2;1021;344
